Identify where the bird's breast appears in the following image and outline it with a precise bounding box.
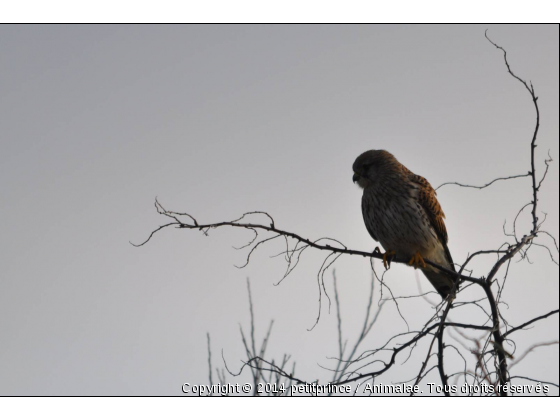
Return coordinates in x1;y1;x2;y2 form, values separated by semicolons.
362;186;439;258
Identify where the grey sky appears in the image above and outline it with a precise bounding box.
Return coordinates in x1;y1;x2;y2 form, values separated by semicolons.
0;24;558;395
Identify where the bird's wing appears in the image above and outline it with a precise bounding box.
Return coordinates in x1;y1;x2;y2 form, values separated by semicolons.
405;170;448;244
406;169;456;273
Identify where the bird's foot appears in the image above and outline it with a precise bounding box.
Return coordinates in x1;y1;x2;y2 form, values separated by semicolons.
374;247;396;269
408;251;427;269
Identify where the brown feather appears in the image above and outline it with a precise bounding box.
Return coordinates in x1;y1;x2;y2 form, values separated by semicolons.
404;169;449;244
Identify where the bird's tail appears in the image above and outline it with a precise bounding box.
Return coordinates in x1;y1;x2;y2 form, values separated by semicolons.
420;267;455;298
421;243;457;298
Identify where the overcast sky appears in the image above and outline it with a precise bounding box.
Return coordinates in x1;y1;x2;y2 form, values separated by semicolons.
0;24;558;396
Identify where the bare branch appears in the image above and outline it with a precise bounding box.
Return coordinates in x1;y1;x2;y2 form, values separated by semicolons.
207;333;213;393
135;201;484;286
509;341;559;369
485;30;541;234
436;173;530;191
503;309;559;338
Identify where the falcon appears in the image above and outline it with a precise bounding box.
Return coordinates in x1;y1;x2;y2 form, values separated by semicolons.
352;150;456;298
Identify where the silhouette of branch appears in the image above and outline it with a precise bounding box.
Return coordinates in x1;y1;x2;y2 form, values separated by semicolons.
207;333;213;394
436;173;530;191
485;30;541;234
503;309;559;338
509;341;559;369
436;302;453;395
133;202;483;286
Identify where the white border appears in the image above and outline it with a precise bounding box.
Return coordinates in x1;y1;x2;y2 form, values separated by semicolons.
1;1;559;24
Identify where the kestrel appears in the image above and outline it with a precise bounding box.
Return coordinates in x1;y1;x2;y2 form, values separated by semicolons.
352;150;456;298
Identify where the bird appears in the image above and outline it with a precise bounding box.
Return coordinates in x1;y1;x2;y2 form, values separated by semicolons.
352;150;456;298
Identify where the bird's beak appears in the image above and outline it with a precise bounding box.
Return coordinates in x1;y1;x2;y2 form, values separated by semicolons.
352;173;360;183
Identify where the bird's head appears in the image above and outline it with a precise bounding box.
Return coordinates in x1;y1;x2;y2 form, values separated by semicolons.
352;149;399;189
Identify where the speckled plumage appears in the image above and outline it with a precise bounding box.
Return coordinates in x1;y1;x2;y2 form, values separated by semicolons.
353;150;456;297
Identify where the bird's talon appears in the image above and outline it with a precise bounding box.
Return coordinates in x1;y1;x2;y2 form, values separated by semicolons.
408;252;427;269
380;250;396;269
